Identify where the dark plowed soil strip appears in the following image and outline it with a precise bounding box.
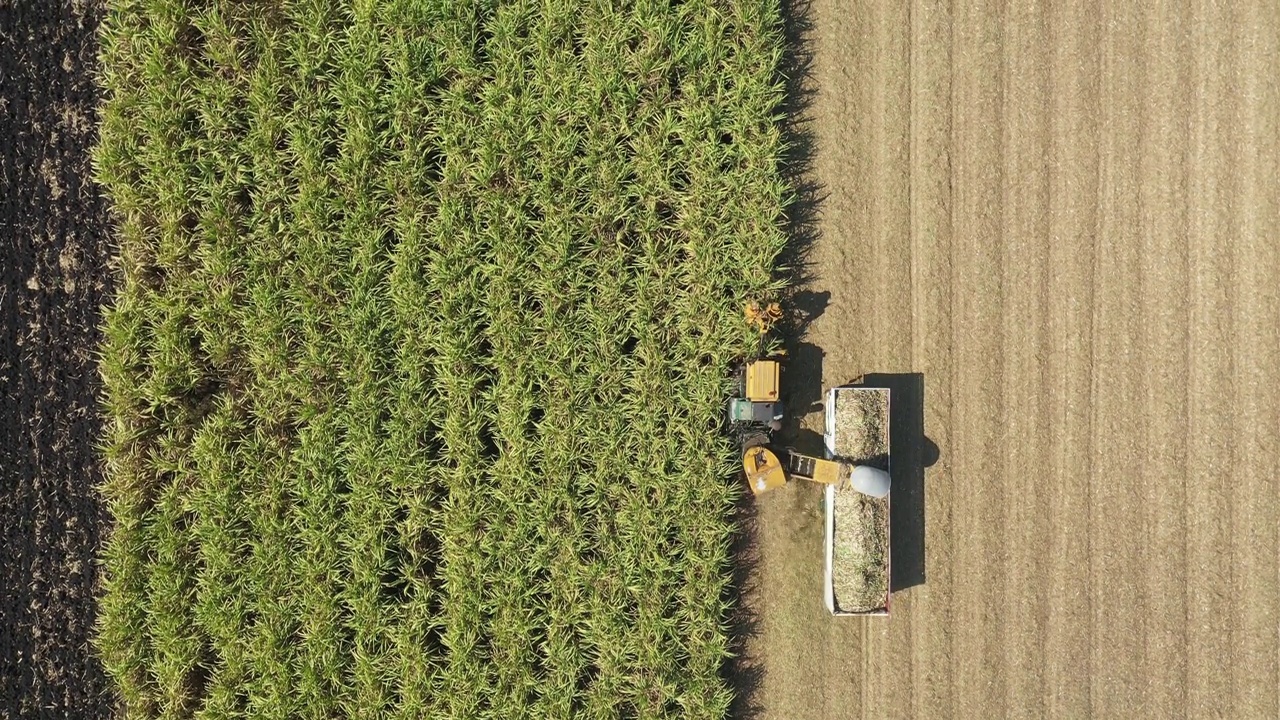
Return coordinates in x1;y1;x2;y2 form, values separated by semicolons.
0;1;114;717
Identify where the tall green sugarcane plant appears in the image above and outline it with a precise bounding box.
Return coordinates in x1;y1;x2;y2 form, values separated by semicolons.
94;0;789;716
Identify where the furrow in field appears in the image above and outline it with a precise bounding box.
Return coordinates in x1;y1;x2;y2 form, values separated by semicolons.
907;0;954;717
1012;2;1052;705
1043;1;1098;715
867;0;913;370
1227;2;1280;715
1089;4;1146;715
1135;3;1191;715
949;0;1006;713
862;0;913;715
1000;1;1051;714
1185;1;1236;714
1259;6;1280;713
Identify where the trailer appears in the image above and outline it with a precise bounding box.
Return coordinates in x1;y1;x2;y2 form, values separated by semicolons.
824;386;891;616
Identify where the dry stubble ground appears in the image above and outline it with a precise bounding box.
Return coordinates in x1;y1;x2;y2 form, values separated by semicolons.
739;1;1280;718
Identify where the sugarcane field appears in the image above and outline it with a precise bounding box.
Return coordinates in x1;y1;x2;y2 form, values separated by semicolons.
3;1;1279;719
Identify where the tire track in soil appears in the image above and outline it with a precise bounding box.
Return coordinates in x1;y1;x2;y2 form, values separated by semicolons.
948;0;1007;713
1044;1;1098;716
1136;3;1191;714
860;0;911;716
1089;4;1145;714
906;1;952;718
1230;5;1280;717
1185;1;1237;713
999;2;1051;714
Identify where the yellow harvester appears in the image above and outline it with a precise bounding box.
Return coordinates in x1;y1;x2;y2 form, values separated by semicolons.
731;357;891;498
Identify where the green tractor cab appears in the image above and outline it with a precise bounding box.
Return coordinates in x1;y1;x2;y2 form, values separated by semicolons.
729;397;781;426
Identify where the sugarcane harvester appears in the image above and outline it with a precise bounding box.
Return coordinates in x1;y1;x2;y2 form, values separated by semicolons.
730;303;893;615
727;358;890;498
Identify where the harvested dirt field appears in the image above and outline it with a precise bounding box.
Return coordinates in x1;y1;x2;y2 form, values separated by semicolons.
737;0;1280;718
0;1;114;717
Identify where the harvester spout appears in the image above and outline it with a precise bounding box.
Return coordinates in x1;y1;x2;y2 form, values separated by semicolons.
849;465;890;498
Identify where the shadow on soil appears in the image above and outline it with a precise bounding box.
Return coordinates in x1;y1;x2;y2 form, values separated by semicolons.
777;297;831;456
846;373;939;592
723;0;822;716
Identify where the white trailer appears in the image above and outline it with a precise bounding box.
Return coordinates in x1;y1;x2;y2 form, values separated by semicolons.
824;386;891;616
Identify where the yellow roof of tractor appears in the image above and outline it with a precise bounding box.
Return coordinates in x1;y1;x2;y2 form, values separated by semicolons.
745;359;780;402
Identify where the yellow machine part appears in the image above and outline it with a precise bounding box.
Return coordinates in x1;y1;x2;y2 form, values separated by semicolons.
784;451;846;485
809;457;844;485
743;446;788;495
745;360;780;402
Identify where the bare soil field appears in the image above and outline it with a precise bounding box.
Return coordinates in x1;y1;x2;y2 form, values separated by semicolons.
737;0;1280;718
0;1;113;717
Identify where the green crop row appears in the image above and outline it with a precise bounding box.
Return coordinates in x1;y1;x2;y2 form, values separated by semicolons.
94;0;788;716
